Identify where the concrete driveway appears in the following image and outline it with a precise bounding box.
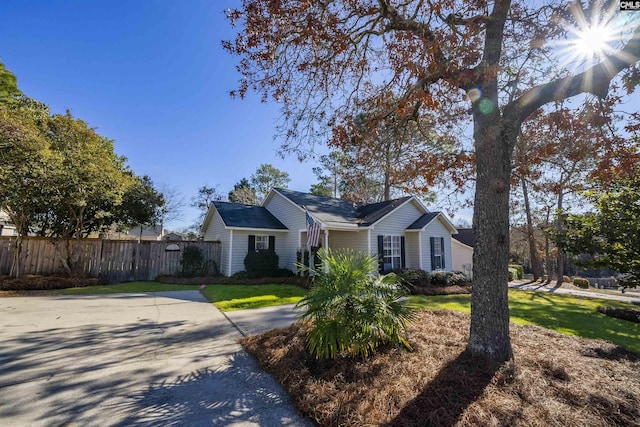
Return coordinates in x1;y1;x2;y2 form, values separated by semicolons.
0;291;312;426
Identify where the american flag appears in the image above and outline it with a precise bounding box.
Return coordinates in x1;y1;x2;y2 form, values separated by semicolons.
306;210;321;248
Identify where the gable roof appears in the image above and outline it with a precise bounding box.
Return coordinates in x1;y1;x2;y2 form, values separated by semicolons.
452;228;476;247
406;212;458;233
213;201;288;230
272;188;415;227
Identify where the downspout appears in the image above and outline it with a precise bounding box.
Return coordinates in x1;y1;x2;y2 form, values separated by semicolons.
418;230;423;270
228;229;233;276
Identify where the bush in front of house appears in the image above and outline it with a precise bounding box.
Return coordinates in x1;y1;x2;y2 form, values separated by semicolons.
244;249;279;278
393;268;431;287
180;246;219;277
296;248;416;360
573;277;590;289
508;267;518;281
430;270;471;287
508;264;524;280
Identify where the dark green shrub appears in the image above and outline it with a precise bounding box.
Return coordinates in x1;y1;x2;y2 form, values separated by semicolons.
597;306;640;323
430;271;470;286
296;249;415;360
0;275;107;291
508;264;524;280
244;249;279;278
275;268;296;277
508;268;517;282
430;271;450;286
617;274;639;288
573;277;590;288
393;268;431;287
180;246;218;277
448;271;470;286
232;270;250;280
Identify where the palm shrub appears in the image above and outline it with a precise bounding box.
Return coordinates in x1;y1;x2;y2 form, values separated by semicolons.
295;248;416;360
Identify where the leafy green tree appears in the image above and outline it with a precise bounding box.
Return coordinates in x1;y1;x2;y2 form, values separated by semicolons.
115;174;165;241
309;181;333;197
38;112;132;272
228;178;258;205
0;96;51;276
560;180;640;287
296;249;415;360
250;163;290;203
310;152;349;198
191;185;224;230
0;59;20;103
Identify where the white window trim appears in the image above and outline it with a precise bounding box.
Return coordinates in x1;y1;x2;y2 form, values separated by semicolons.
433;237;443;270
255;235;269;251
383;235;402;270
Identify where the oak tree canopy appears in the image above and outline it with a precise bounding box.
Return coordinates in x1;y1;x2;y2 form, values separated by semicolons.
225;0;640;361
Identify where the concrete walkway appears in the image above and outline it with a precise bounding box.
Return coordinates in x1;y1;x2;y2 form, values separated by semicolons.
224;304;302;336
509;282;640;304
0;291;312;426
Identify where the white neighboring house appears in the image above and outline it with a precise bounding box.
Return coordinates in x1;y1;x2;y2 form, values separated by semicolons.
201;188;458;277
451;228;475;278
0;210;17;237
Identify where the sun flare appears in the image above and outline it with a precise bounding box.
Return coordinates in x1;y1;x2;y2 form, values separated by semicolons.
572;24;614;58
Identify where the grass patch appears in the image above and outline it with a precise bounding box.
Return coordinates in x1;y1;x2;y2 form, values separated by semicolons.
54;281;200;295
409;289;640;353
243;310;640;426
200;284;307;311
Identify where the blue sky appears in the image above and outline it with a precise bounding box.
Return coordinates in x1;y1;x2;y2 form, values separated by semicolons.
0;0;323;230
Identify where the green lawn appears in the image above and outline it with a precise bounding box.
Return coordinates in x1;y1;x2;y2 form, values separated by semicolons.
54;281;200;295
409;289;640;353
200;284;308;311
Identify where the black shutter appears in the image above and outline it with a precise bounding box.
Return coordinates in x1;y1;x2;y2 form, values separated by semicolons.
400;236;406;269
268;235;275;252
248;235;256;252
377;235;384;273
430;237;435;271
440;237;445;269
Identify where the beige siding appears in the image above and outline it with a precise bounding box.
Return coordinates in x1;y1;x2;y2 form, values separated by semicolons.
371;200;424;262
262;192;306;272
202;209;231;275
452;239;473;277
327;230;369;252
420;217;454;272
405;232;420;269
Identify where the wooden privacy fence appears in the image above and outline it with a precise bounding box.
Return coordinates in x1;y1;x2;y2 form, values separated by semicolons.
0;237;221;283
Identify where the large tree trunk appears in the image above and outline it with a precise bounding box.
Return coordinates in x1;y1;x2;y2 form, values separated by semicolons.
468;102;515;362
555;191;565;284
522;178;542;280
10;235;22;278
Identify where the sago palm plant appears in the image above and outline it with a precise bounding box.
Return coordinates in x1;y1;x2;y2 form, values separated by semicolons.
295;248;415;360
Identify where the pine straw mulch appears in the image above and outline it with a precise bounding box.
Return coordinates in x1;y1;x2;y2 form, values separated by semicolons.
242;310;640;427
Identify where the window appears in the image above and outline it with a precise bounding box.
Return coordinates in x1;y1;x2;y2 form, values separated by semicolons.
431;237;444;270
255;235;269;250
383;235;402;270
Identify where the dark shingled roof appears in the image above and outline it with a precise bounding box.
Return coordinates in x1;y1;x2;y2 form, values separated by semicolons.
406;212;441;230
274;188;413;227
213;201;288;230
453;228;476;247
357;197;413;225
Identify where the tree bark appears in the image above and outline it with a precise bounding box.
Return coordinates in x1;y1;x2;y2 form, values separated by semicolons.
468;103;515;362
555;191;565;284
521;178;542;280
